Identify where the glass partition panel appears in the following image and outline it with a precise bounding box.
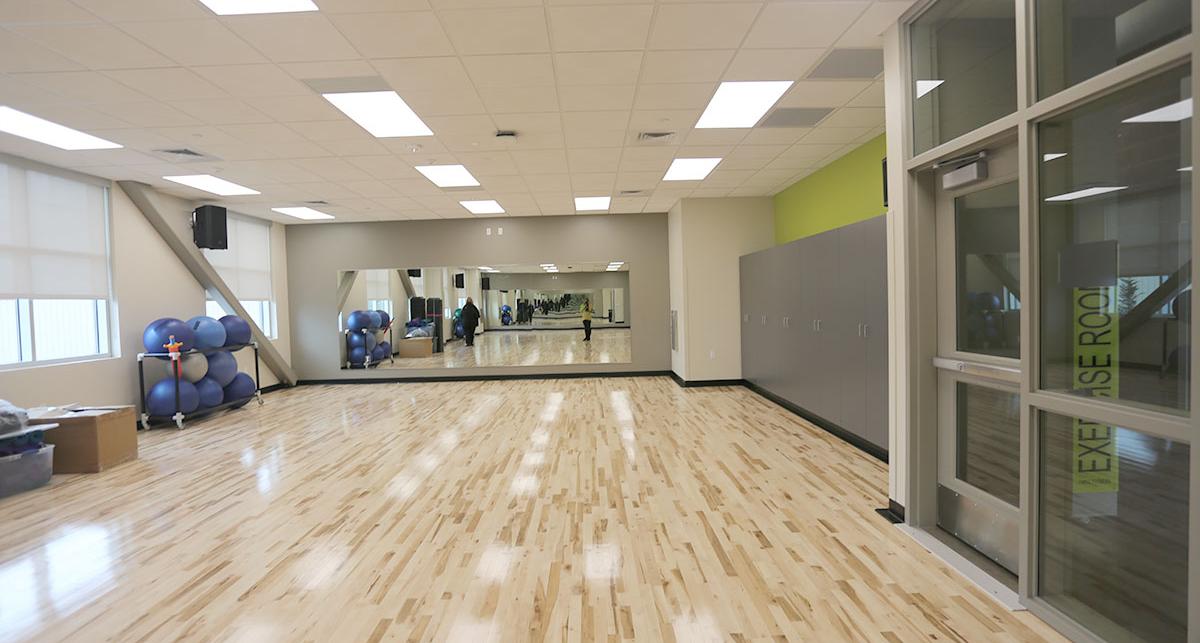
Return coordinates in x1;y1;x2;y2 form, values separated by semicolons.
955;382;1020;506
1038;410;1188;642
955;182;1021;358
1038;64;1192;413
910;0;1017;154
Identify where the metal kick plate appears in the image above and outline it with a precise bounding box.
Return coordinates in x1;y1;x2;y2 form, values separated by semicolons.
936;484;1019;574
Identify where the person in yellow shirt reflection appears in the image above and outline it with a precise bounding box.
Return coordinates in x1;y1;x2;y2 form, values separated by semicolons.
580;299;593;342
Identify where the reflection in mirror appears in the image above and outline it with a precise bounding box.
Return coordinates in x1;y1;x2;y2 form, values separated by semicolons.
335;263;631;369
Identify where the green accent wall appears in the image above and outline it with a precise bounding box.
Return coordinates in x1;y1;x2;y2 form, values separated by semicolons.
774;134;887;244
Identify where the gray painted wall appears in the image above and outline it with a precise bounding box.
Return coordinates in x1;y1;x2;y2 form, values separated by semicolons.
285;213;669;379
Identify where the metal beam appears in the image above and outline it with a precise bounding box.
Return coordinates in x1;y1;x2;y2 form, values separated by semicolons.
118;181;298;386
397;269;416;300
977;254;1020;300
335;270;358;315
1120;261;1191;339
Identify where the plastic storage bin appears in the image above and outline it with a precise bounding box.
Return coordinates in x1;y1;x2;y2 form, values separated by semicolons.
0;444;54;499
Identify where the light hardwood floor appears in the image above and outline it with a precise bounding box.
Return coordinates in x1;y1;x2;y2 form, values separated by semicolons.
0;378;1064;642
383;328;631;369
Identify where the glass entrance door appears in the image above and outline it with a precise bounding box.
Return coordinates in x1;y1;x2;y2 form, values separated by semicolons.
933;143;1022;574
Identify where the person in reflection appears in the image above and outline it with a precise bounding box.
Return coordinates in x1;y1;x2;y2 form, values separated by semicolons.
461;297;481;347
580;298;593;342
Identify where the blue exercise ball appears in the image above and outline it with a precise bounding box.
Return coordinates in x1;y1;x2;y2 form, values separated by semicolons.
370;344;387;361
377;310;391;329
364;332;377;352
367;311;382;330
187;316;227;350
166;352;208;383
147;378;200;417
378;341;391;357
143;318;195;356
347;310;371;332
223;373;256;409
348;346;367;365
206;350;238;387
194;376;224;409
219;315;252;346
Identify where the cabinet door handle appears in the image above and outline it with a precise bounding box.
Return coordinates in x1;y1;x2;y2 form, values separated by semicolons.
857;323;863;337
863;323;869;338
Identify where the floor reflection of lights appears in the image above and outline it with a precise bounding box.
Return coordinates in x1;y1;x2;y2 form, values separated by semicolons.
522;451;544;467
387;472;423;500
673;613;723;643
296;546;349;591
475;545;517;584
510;474;538;495
530;429;549;447
540;392;564;422
584;544;621;582
446;619;499;643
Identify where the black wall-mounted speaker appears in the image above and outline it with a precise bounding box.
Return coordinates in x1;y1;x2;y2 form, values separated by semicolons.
407;268;421;277
481;277;491;290
454;273;465;289
192;205;227;249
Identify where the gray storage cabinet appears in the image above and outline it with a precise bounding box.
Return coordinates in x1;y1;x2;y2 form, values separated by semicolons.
739;214;888;453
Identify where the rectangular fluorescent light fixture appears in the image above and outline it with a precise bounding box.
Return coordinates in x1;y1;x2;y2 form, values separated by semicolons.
0;106;121;150
322;91;433;138
163;174;260;196
539;263;555;268
272;206;334;221
415;164;479;188
1045;186;1127;202
696;81;793;129
1042;153;1067;162
664;157;722;181
575;196;611;211
1123;98;1192;123
198;0;318;15
915;80;944;99
460;199;504;215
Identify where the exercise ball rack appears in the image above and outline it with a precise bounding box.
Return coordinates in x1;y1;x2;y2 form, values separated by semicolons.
136;342;263;430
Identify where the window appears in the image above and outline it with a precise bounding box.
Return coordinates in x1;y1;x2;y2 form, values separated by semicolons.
954;182;1021;359
202;214;275;338
0;158;113;367
364;269;391;317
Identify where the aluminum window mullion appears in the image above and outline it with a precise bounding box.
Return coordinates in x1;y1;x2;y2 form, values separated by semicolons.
1026;390;1192;443
904;114;1022;171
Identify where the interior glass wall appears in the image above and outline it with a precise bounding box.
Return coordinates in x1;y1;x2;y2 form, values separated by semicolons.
956;382;1021;505
956;182;1021;358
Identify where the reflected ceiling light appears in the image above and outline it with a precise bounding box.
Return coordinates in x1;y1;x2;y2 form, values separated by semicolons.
322;91;433;138
0;106;121;150
1045;186;1127;202
664;157;722;181
915;80;944;99
539;263;555;268
1123;98;1192;123
163;174;260;196
1042;153;1067;162
695;81;793;129
1180;166;1193;172
479;266;494;271
415;164;479;188
272;206;334;220
460;199;504;214
574;196;611;211
198;0;318;14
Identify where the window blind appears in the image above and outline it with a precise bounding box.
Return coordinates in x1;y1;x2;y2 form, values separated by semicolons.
203;214;272;301
365;270;389;300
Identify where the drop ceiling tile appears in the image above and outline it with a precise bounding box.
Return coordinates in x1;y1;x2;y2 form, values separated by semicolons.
13;23;175;69
567;148;621;173
778;80;872;108
764;155;819;172
747;168;798;184
819;106;884;127
386;178;446;195
776;142;843;162
247;95;343;122
510;149;568;173
0;30;83;73
681;129;748;146
617;147;677;172
627;108;699;131
558;85;636;112
847;81;885;107
739;127;811;145
72;0;210;22
800;125;872;145
343;180;399;198
329;12;454;58
87;128;179;150
463;54;555;87
13;103;129;131
402;88;487;115
702;168;756;187
92;101;201;128
554;52;643;85
119;20;265;66
424;113;496;137
49;148;165;168
640;50;734;84
191;64;309;99
744;3;869;49
16;70;148;104
342;156;421;180
564;127;625;147
478;175;529;192
610;196;648;213
292;157;377;182
226;14;361;63
727;185;770;197
320;137;391;156
569;172;616;192
648;4;761;50
837;1;914;48
524;174;571;192
317;0;431;10
615;171;662;190
169;99;271;125
439;134;515;152
549;6;653;52
105;68;227;101
0;0;99;23
534;193;573;213
438;8;549;55
723;48;826;81
372;57;474;94
216;122;309;145
676;144;733;158
280;60;379;80
456;150;520;175
561;111;629;132
689;187;732;198
478;85;559;113
221;160;324;183
202;140;334;161
634;83;715;111
491;112;561;134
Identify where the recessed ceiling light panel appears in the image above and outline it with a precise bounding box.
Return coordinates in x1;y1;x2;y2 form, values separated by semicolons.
0;106;121;150
198;0;318;15
575;196;611;211
1042;153;1067;162
322;91;433;138
696;81;793;129
416;164;480;188
163;174;260;196
915;80;944;99
1045;186;1127;202
272;206;335;220
664;157;722;181
460;199;504;214
1123;98;1192;123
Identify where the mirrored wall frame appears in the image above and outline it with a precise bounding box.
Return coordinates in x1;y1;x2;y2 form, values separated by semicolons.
895;0;1198;639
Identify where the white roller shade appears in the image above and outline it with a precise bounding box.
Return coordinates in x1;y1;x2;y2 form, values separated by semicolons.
204;214;272;301
365;270;389;299
0;161;110;299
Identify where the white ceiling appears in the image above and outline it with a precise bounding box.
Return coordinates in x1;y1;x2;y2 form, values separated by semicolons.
0;0;909;223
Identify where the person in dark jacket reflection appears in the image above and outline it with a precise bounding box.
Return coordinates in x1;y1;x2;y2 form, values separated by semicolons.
461;297;481;346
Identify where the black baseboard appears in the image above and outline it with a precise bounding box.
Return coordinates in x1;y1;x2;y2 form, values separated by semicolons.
297;370;673;386
668;371;746;388
875;499;905;524
484;324;630;332
743;381;888;463
260;383;287;394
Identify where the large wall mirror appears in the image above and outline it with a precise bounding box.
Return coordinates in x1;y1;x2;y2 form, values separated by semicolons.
335;263;631;369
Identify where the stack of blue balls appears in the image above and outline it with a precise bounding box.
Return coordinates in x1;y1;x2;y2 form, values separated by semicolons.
142;314;258;417
345;309;391;366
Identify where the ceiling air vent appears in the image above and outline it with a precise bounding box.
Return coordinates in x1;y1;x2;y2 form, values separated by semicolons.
637;131;675;144
304;200;329;205
152;148;221;163
495;130;517;138
619;189;645;196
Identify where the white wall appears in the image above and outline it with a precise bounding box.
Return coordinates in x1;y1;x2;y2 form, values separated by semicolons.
884;23;910;508
669;197;775;381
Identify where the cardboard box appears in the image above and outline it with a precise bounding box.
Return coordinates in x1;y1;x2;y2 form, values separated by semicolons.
397;336;434;358
28;407;138;474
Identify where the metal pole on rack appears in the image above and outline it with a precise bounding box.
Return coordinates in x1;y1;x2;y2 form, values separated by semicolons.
253;342;264;405
171;351;184;429
137;353;149;428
